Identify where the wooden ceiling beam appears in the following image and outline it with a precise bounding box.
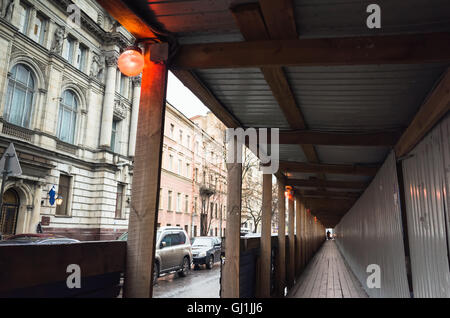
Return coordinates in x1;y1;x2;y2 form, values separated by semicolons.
280;160;379;176
395;68;450;157
298;190;362;199
171;70;241;129
231;1;322;175
287;178;368;189
171;33;450;69
96;0;158;39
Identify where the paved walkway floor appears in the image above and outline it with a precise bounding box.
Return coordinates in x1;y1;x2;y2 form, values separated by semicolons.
290;240;368;298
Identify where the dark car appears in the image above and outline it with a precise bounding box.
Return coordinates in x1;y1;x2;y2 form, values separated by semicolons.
0;233;80;245
191;236;221;269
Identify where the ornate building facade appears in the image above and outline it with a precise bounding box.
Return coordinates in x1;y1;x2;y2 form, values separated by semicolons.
0;0;140;240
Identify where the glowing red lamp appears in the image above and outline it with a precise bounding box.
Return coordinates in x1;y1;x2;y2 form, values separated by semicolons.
118;46;144;77
284;186;294;200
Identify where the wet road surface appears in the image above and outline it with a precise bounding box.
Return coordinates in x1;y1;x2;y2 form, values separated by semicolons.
153;263;221;298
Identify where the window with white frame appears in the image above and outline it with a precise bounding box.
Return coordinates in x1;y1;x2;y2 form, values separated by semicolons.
168;154;173;170
111;119;119;152
176;193;181;212
115;183;125;218
75;44;88;72
17;2;30;34
57;90;78;144
62;36;76;63
30;13;47;45
4;64;35;128
167;190;172;211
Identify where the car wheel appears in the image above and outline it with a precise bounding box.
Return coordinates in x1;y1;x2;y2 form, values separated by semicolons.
206;255;214;269
153;262;159;285
178;257;190;277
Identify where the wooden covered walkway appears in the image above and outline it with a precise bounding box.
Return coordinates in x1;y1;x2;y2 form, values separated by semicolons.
290;241;367;298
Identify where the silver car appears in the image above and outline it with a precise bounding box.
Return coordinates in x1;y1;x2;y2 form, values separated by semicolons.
118;226;192;284
154;227;192;283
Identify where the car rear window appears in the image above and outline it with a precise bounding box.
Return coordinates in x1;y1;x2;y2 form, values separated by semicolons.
192;237;213;247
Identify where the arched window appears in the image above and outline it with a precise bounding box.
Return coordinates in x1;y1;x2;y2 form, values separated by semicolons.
4;64;35;128
57;90;78;144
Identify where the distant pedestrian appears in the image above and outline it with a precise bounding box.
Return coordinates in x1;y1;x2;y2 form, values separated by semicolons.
326;230;331;240
36;222;43;234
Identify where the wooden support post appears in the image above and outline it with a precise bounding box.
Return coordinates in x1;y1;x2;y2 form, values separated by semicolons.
301;204;306;269
295;196;302;279
306;211;311;261
287;196;295;288
123;46;168;298
220;138;242;298
259;173;272;297
276;179;286;297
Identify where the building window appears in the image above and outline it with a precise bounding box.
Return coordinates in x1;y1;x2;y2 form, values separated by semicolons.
75;44;88;72
185;195;189;213
215;228;218;237
168;154;173;170
194;196;198;214
215;203;218;219
62;36;76;64
169;123;174;138
167;190;172;211
210;202;214;218
56;174;71;216
4;64;35;128
31;14;47;45
57;90;78;144
186;163;190;178
194;168;198;182
179;130;183;143
17;2;30;34
176;193;181;212
184;225;189;234
120;74;127;96
186;135;190;147
111;120;119;152
194;225;197;237
178;159;182;175
115;184;125;218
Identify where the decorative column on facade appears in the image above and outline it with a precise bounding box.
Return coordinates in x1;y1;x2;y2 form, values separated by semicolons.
128;75;141;156
99;52;118;148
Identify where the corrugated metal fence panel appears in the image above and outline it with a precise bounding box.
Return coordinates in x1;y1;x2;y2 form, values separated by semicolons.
402;115;450;298
335;152;410;298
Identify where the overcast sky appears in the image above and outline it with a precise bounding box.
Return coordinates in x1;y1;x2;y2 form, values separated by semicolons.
166;71;210;119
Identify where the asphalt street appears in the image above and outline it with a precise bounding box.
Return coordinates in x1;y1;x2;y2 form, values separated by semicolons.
153;263;221;298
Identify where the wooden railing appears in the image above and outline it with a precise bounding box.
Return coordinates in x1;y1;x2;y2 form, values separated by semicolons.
0;241;126;298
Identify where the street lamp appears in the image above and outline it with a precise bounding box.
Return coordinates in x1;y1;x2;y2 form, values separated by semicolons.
284;186;294;200
55;195;63;206
118;46;145;77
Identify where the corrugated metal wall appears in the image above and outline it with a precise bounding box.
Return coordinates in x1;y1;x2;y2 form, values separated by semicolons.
335;152;410;297
402;115;450;298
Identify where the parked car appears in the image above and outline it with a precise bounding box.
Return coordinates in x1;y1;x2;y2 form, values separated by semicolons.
191;236;222;269
0;233;80;245
118;226;192;284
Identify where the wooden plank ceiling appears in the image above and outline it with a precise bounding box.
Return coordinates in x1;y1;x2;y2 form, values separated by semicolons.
98;0;450;227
